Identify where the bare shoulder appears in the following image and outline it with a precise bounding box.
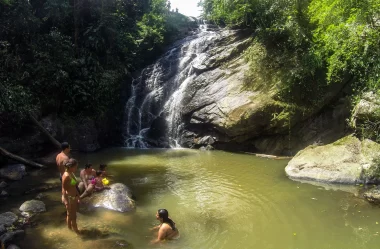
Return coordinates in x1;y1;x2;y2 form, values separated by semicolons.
160;223;171;231
62;172;70;183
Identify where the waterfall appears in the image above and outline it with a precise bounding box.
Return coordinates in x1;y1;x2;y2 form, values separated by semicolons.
123;23;220;148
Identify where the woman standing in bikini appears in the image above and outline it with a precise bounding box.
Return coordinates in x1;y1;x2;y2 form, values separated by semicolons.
62;158;80;234
150;209;179;244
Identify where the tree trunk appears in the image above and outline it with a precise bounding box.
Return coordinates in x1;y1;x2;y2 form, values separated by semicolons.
0;146;46;168
28;113;61;150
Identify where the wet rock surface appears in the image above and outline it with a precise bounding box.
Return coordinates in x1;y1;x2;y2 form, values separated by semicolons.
80;183;136;213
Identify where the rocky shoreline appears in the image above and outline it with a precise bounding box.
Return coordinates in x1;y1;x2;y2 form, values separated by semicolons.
0;163;135;248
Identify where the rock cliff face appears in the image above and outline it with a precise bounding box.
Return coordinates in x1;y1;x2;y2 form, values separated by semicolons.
123;25;353;155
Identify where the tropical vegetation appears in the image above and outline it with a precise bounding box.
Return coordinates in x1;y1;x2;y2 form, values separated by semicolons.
0;0;192;125
200;0;380;105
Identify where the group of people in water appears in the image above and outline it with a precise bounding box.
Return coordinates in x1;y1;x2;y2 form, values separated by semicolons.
55;142;179;243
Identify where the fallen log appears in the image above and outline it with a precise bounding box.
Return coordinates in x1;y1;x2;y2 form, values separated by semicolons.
24;182;61;194
28;113;61;150
0;146;46;168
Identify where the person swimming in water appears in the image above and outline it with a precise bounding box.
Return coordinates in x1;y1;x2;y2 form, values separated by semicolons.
150;209;179;244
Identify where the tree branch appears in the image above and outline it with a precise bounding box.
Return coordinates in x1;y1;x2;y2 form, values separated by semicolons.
0;146;46;168
28;113;61;150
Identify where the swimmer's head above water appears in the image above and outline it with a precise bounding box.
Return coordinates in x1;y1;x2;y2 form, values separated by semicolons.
156;209;176;230
157;209;169;220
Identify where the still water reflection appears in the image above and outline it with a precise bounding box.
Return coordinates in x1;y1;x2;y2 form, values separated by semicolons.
9;148;380;248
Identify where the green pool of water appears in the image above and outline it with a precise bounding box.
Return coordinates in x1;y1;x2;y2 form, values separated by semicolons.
4;148;380;248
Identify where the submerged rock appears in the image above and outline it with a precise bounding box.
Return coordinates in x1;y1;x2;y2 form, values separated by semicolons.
81;183;135;213
285;135;380;184
86;239;132;248
0;164;26;181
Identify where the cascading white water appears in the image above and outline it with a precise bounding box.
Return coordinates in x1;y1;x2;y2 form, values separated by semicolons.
123;23;220;148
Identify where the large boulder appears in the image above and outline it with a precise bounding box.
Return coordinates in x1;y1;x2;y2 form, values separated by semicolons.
285;135;380;184
80;183;135;213
19;200;46;214
0;164;26;181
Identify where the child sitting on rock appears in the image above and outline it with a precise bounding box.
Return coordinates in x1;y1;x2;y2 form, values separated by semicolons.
91;170;110;191
99;164;112;177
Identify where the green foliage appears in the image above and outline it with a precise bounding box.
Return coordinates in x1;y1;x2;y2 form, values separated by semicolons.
201;0;380;140
309;0;380;89
359;119;380;143
0;0;181;123
202;0;380;107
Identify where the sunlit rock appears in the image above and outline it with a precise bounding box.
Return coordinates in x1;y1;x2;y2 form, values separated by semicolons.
285;135;380;184
80;183;135;213
19;200;46;216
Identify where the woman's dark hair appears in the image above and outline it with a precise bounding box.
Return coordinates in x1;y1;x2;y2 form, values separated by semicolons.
85;163;92;169
64;158;78;168
158;209;176;230
99;164;107;170
96;170;103;177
